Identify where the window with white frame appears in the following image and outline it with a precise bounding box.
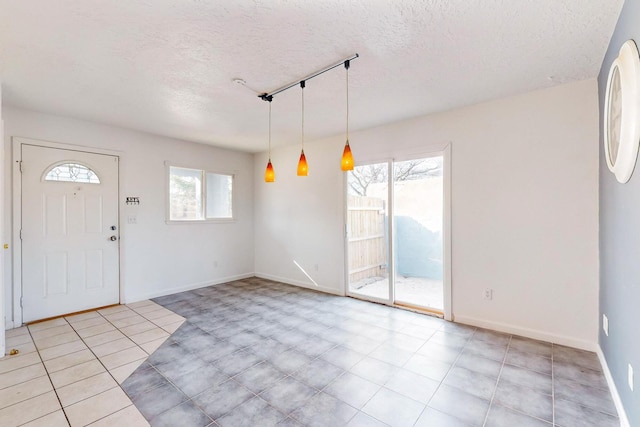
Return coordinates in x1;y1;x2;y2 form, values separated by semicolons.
168;166;233;221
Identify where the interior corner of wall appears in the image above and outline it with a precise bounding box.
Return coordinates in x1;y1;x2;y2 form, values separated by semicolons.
596;345;632;427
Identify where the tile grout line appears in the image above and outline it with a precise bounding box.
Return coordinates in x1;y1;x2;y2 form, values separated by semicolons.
401;325;475;426
66;304;184;425
481;335;512;427
64;311;135;421
25;320;73;427
551;342;556;426
20;303;180;427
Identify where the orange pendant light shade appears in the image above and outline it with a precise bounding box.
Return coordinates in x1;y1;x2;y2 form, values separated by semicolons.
297;150;308;176
341;60;354;171
341;141;354;171
265;159;275;182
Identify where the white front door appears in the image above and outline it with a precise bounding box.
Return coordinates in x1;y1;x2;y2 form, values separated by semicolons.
21;144;120;323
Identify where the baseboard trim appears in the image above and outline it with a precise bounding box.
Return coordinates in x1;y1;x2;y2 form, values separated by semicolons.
453;315;597;351
597;346;631;427
254;272;343;296
122;272;255;303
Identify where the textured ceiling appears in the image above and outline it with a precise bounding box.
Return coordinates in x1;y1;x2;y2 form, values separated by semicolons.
0;0;623;152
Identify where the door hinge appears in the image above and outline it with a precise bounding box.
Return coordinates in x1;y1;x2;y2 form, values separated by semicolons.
19;229;22;240
18;161;23;173
20;296;23;308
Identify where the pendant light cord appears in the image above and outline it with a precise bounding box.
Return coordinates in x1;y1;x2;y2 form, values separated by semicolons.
346;60;350;142
268;99;272;159
301;81;305;150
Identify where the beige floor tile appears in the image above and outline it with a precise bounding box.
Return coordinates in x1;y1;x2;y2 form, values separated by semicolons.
65;310;101;324
69;316;109;331
22;409;69;427
76;323;117;339
0;352;41;374
83;330;126;348
28;318;68;332
119;321;157;337
141;308;174;320
5;326;29;338
57;372;118;407
129;328;169;345
109;359;145;384
126;299;154;309
91;337;136;358
151;313;184;327
33;332;80;350
88;404;149;427
49;359;106;389
0;363;47;390
139;337;167;355
6;333;34;347
99;346;147;370
44;349;96;373
0;375;53;410
39;340;88;361
65;386;132;426
31;324;75;340
102;309;137;322
111;315;147;329
0;390;61;426
97;305;128;315
162;321;185;334
130;303;161;314
4;340;37;357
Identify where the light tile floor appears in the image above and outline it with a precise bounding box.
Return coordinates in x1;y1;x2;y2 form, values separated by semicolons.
1;300;184;426
1;278;621;426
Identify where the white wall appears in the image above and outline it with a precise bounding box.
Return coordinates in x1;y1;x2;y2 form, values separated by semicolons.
0;83;5;354
3;106;254;327
255;79;600;349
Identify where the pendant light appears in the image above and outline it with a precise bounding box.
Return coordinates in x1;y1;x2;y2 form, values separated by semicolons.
257;53;358;175
297;80;308;176
341;59;354;171
264;97;275;182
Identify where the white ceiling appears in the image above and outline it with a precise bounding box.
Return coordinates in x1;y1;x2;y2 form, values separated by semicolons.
0;1;623;153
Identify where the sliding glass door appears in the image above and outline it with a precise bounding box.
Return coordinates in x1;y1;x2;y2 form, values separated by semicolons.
346;162;391;303
392;157;444;311
346;155;445;313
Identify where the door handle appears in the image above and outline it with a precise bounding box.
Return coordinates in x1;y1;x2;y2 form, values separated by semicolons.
109;236;118;241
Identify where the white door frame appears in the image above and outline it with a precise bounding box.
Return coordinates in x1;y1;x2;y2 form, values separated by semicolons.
343;143;452;321
12;137;123;327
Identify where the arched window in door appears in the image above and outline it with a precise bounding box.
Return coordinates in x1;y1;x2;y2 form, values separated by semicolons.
44;162;101;184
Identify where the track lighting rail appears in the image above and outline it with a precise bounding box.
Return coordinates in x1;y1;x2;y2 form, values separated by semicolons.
259;53;359;101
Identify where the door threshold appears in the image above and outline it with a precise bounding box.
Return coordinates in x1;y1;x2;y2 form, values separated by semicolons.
26;304;120;325
347;295;444;319
394;302;444;319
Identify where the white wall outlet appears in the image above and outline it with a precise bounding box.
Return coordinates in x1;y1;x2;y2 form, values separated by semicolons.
484;288;493;300
629;364;634;391
127;215;137;224
603;314;609;336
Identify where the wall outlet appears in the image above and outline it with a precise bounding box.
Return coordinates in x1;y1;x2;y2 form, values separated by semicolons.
127;215;137;224
629;364;634;391
484;288;493;300
603;314;609;336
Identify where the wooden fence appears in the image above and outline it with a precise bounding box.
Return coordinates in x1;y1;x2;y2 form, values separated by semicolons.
347;195;387;283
